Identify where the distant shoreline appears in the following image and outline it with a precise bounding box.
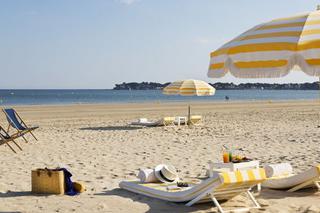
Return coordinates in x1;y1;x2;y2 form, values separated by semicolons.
2;99;318;108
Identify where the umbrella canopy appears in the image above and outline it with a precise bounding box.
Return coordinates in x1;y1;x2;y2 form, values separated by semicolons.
163;79;215;125
208;9;320;79
163;79;215;96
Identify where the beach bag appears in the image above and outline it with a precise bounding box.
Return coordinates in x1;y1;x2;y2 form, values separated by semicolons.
31;168;65;194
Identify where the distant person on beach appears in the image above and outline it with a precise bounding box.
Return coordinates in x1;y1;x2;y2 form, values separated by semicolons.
225;96;229;101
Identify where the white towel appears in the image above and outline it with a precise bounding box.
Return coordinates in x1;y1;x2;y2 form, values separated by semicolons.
139;118;148;123
264;163;293;178
137;169;158;183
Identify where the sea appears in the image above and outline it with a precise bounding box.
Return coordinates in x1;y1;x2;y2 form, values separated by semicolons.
0;90;319;106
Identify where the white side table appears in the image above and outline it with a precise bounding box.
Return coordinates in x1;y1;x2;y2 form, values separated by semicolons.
174;116;187;126
208;160;261;192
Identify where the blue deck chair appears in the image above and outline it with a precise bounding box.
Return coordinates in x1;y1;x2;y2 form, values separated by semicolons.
2;108;38;143
0;125;23;153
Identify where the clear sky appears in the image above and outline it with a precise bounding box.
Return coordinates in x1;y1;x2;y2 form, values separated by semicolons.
0;0;319;89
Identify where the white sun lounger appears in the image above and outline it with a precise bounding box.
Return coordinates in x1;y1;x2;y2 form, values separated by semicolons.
120;168;266;213
189;115;202;125
131;117;175;127
262;165;320;192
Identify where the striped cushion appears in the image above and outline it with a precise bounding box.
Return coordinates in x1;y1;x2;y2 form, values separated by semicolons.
218;168;266;187
163;117;174;122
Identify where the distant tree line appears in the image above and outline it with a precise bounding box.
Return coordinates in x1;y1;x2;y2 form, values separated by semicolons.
113;82;171;90
113;81;320;90
211;82;320;90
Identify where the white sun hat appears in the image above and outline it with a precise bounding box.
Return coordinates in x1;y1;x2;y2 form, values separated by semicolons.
154;164;179;183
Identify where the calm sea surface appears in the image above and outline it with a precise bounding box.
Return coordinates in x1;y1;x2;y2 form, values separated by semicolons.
0;90;318;106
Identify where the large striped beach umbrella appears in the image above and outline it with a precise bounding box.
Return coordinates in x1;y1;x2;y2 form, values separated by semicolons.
163;79;215;124
208;9;320;80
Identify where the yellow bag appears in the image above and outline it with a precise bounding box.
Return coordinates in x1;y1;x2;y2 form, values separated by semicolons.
31;169;65;195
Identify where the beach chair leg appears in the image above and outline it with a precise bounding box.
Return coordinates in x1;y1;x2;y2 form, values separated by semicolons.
185;191;209;207
29;131;38;141
185;191;225;213
21;135;29;143
246;190;261;208
314;181;320;190
4;142;17;153
287;179;315;192
12;139;23;151
210;195;225;213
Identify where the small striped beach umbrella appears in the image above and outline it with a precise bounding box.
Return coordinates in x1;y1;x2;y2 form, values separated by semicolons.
208;9;320;80
163;79;215;96
163;79;215;124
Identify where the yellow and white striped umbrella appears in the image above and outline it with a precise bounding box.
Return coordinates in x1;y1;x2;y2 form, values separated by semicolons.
208;9;320;78
163;79;215;96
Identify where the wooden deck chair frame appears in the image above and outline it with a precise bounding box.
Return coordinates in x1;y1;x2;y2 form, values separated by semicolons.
2;109;38;143
0;126;23;153
287;178;320;192
186;187;260;213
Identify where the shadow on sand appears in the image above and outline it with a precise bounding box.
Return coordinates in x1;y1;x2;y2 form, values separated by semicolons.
79;126;143;131
259;188;319;200
95;187;320;212
94;188;213;213
0;191;38;198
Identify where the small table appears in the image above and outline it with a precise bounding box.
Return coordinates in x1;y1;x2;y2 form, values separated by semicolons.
208;160;261;191
174;116;187;126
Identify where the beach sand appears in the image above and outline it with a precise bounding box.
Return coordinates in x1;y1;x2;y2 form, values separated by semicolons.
0;100;319;213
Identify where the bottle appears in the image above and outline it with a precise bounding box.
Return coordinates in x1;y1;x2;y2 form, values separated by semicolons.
229;151;233;162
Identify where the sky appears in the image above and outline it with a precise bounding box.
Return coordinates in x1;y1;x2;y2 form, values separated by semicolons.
0;0;319;89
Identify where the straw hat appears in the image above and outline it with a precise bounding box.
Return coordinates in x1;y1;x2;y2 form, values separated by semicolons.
154;164;179;183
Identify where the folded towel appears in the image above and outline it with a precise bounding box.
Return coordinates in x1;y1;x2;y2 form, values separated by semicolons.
139;118;148;123
54;168;78;196
264;163;293;178
138;169;158;183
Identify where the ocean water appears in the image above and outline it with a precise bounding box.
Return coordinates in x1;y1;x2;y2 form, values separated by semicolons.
0;89;319;106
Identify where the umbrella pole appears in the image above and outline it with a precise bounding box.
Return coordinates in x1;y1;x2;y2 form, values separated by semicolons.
319;77;320;102
188;104;191;125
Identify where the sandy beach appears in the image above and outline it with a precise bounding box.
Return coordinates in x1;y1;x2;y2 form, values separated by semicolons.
0;100;320;213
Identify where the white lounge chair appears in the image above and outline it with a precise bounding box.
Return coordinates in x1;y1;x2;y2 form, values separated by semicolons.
189;115;202;125
120;168;266;213
262;164;320;192
131;117;175;127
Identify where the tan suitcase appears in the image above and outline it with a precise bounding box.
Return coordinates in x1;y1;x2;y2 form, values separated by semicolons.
31;169;65;194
